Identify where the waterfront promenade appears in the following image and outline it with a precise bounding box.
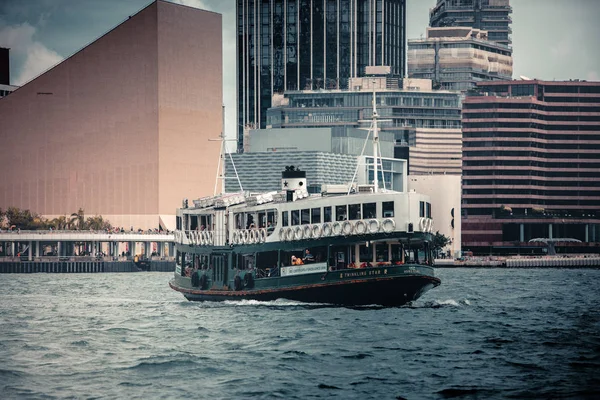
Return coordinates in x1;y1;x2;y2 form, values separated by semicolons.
434;254;600;268
0;230;175;273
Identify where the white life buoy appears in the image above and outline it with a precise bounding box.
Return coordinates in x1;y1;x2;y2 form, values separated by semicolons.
312;224;322;239
382;218;395;233
428;219;433;233
287;227;294;241
295;225;304;240
332;221;342;235
342;220;353;235
419;218;425;231
231;231;238;245
354;220;367;235
368;219;380;234
248;230;256;244
242;230;249;244
322;223;332;237
259;228;266;243
208;231;214;245
193;231;199;246
279;227;287;241
303;225;312;239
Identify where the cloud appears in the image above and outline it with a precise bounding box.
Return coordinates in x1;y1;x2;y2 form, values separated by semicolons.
0;22;63;85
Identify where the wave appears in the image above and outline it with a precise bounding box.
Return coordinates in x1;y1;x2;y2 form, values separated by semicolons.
437;387;497;398
410;299;471;308
0;368;25;378
341;353;372;360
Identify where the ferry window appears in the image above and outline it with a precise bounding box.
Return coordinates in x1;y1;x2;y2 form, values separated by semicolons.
324;206;332;222
349;204;361;220
282;211;289;227
291;210;300;225
426;202;432;218
246;214;255;229
336;205;347;221
376;246;389;262
258;212;266;228
391;244;404;263
267;210;277;227
311;208;321;224
176;216;182;230
190;216;198;231
363;203;376;219
301;209;310;225
359;245;373;263
383;201;394;218
420;201;425;218
235;213;243;229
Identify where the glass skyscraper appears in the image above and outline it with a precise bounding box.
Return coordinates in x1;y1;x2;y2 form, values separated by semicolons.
237;0;406;152
429;0;512;46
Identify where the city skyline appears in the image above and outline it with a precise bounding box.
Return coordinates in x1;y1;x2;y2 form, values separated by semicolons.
1;0;599;146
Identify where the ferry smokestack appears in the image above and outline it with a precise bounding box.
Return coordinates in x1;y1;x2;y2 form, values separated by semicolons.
282;166;306;202
281;166;306;190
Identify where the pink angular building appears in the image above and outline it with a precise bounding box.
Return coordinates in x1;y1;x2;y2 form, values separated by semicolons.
0;1;223;230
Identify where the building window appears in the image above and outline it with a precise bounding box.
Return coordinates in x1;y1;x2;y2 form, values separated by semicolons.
426;203;431;218
420;201;425;217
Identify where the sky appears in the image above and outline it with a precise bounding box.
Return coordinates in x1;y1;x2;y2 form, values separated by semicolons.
1;0;599;140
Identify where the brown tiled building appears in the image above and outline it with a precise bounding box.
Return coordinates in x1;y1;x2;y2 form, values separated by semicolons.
0;1;222;230
462;80;600;255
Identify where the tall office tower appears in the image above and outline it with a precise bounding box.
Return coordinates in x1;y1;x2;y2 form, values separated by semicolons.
462;80;600;255
408;27;512;91
429;0;512;46
237;0;407;152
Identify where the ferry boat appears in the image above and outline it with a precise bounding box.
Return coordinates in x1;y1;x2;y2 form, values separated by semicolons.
169;92;441;306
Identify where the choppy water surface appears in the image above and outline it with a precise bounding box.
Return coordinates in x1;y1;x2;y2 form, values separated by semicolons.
1;269;599;399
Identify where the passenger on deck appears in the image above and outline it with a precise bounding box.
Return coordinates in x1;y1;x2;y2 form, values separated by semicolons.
303;249;314;263
291;255;304;265
266;221;274;233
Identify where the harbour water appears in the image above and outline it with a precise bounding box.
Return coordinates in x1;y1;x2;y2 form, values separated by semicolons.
1;269;599;399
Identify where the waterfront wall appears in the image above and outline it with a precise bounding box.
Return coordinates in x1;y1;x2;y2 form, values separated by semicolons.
0;260;174;274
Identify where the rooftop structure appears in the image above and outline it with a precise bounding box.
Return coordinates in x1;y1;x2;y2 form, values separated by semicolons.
237;0;407;152
429;0;512;46
408;27;512;92
462;79;600;255
266;76;463;174
0;1;223;231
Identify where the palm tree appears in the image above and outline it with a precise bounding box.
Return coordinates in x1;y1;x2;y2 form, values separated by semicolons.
69;208;86;230
50;216;68;230
86;215;112;231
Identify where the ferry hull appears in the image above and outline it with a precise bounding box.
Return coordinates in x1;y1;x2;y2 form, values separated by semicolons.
170;268;440;307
